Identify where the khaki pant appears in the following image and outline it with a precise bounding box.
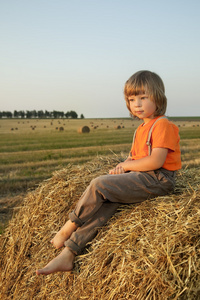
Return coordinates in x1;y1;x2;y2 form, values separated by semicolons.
64;168;176;254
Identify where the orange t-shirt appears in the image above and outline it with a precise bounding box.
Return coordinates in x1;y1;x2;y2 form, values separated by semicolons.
130;116;182;171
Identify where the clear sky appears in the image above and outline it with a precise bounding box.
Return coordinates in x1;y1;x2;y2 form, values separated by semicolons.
1;0;200;118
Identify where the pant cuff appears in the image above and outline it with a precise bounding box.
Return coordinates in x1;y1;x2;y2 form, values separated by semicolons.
64;239;82;255
69;211;84;227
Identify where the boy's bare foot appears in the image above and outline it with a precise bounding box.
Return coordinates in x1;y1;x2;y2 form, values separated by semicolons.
51;220;78;249
36;247;75;275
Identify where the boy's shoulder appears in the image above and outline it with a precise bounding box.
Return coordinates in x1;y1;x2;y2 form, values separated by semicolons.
153;116;178;128
152;116;180;136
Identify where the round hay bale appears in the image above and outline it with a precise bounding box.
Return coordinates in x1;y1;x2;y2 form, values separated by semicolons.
0;162;200;300
115;125;121;129
78;126;90;133
59;126;64;131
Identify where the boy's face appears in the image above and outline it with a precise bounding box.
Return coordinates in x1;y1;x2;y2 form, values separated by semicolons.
128;92;157;124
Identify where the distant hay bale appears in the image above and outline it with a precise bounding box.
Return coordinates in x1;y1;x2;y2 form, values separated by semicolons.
59;126;64;131
0;158;200;300
115;125;121;129
10;128;14;131
78;126;90;133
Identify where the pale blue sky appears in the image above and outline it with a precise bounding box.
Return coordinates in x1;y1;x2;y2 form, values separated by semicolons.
1;0;200;118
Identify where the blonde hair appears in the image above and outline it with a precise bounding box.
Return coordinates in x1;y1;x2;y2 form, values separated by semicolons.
124;70;167;117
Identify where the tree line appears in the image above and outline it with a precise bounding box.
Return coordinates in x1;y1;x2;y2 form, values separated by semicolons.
0;110;84;119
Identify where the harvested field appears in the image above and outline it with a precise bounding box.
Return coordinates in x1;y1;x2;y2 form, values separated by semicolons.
0;118;200;198
0;155;200;300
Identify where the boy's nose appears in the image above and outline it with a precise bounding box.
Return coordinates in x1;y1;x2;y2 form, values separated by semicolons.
135;99;141;106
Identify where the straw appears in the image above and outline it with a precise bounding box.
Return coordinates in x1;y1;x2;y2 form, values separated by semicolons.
0;156;199;299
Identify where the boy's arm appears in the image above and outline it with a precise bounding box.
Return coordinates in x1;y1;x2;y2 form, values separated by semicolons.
109;148;168;174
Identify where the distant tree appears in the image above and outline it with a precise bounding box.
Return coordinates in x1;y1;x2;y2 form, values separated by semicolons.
38;110;45;118
14;110;19;118
52;110;64;118
65;111;70;118
80;114;84;119
52;111;57;118
66;110;78;119
3;111;12;118
32;110;38;118
19;110;25;118
60;111;64;118
26;110;32;118
45;110;51;118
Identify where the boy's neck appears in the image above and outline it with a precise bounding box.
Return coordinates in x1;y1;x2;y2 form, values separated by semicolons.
143;115;164;125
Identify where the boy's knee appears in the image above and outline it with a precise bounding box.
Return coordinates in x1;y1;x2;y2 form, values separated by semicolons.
90;176;101;189
90;175;107;190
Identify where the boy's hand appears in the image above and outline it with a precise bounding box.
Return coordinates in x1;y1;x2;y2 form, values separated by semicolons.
109;164;125;175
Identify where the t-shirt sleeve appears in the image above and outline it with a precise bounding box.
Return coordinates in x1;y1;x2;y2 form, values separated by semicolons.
151;119;179;151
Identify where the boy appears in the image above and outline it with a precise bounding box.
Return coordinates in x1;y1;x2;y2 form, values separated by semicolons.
36;70;181;275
